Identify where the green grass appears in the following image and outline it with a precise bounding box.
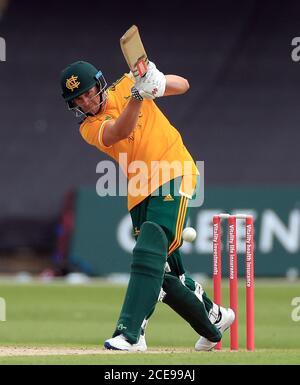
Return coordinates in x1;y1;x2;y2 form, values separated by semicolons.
0;279;299;364
1;350;300;365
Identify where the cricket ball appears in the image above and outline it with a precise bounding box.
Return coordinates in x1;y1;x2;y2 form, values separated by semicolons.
182;227;197;243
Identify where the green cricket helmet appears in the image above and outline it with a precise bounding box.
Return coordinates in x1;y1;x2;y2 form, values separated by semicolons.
60;61;107;116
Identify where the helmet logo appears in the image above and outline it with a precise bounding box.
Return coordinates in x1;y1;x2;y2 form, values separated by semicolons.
66;75;81;92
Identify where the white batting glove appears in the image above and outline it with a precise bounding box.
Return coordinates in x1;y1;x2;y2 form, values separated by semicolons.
147;61;157;72
134;61;166;99
134;81;156;99
146;63;166;97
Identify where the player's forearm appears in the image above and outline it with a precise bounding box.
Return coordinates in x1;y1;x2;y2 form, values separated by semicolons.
112;98;142;139
164;75;190;96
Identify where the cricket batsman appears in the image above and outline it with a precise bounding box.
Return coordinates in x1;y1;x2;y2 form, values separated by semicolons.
60;60;234;351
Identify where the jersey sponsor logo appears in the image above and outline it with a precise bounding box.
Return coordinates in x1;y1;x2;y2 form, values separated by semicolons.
66;75;81;92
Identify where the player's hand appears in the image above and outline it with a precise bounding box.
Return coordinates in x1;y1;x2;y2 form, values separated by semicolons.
147;61;157;72
144;61;166;97
134;81;157;100
134;62;166;99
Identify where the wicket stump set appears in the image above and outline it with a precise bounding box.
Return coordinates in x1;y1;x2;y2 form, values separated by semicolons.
213;213;254;351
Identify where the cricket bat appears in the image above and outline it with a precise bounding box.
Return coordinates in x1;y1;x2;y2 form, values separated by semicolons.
120;25;149;78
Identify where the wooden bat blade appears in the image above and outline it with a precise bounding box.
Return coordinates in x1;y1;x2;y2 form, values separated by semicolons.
120;25;149;77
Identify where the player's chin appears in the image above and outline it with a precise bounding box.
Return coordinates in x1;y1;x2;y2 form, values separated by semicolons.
91;106;101;115
82;105;100;116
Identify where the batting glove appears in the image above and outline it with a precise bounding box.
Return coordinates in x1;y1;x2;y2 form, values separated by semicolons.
134;61;166;99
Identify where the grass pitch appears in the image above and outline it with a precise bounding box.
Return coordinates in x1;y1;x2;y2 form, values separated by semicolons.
0;279;299;364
